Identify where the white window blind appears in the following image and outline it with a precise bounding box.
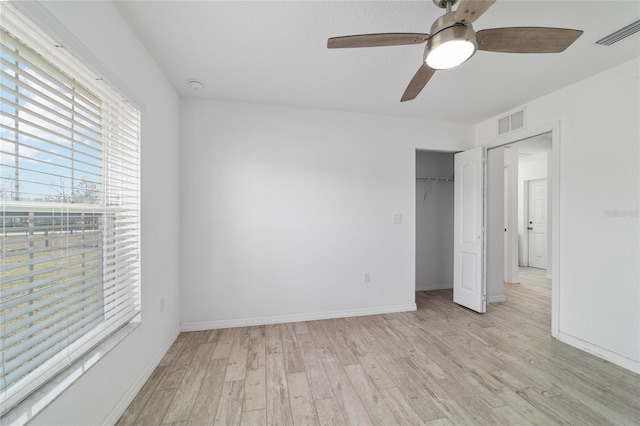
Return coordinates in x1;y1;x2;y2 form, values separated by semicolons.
0;3;141;416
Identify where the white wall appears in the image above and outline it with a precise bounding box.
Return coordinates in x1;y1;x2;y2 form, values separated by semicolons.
504;146;519;284
19;2;182;425
180;99;473;328
486;147;505;303
416;151;454;290
476;58;640;373
518;151;548;265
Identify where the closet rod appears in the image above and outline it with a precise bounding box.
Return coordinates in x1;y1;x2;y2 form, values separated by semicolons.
416;176;454;182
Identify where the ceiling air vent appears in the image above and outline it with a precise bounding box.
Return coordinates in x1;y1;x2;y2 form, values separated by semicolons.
596;19;640;46
498;109;525;136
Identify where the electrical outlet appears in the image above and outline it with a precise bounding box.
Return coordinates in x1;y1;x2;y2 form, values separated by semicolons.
363;272;371;283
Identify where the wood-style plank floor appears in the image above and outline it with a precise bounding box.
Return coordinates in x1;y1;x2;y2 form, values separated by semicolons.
517;266;551;289
118;271;640;425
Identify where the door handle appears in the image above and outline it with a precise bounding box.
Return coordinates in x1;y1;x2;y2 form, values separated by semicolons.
527;227;533;230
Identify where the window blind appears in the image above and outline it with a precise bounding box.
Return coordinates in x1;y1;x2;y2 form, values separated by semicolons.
0;3;141;415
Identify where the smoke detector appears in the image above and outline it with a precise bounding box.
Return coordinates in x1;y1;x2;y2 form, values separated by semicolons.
187;79;204;91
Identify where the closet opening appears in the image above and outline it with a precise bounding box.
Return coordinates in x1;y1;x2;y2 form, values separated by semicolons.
415;150;456;294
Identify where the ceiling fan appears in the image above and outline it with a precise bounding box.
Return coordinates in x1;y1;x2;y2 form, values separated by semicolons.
327;0;583;102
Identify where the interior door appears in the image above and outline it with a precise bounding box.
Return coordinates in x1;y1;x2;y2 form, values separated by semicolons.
528;179;547;269
453;147;486;313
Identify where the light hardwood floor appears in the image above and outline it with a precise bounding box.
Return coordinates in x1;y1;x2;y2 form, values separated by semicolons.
517;266;551;289
117;277;640;425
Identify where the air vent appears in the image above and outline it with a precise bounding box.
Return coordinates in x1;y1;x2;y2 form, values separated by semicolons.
498;109;525;135
498;116;510;135
596;19;640;46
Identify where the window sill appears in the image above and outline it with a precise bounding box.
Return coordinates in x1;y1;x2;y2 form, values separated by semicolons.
1;321;140;426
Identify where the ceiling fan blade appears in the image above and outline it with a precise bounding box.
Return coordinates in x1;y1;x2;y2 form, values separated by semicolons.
477;27;584;53
454;0;496;24
401;65;436;102
327;33;430;49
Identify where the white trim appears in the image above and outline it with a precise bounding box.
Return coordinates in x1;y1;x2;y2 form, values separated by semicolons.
558;332;640;375
102;325;181;426
550;123;561;339
416;283;453;291
488;295;506;304
481;146;488;313
522;180;530;266
181;304;417;332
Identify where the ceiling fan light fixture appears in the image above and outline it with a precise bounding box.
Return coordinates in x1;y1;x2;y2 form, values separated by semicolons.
425;25;477;69
327;0;583;102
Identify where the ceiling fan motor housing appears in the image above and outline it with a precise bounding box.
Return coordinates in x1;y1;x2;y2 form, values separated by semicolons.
424;12;478;68
432;0;459;9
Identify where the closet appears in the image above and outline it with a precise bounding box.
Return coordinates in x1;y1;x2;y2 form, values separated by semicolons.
416;150;455;291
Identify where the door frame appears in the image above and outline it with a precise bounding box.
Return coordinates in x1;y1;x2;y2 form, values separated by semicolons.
484;121;560;338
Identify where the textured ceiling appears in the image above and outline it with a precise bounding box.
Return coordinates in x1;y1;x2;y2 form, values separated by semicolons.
116;1;640;123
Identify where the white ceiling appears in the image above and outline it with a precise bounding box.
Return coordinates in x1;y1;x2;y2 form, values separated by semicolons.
116;1;640;123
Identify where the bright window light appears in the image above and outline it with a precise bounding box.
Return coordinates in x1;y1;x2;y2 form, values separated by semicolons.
0;3;141;417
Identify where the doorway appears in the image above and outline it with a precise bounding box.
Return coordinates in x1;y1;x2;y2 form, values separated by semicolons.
415;150;455;292
486;127;559;336
509;133;552;277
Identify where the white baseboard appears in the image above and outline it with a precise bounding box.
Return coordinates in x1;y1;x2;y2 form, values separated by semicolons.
103;325;181;426
488;295;506;303
558;332;640;375
416;283;453;291
181;303;417;332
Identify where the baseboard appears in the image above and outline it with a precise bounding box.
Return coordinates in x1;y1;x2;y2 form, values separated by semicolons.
103;325;181;426
558;332;640;375
181;303;417;332
416;283;453;291
488;295;506;303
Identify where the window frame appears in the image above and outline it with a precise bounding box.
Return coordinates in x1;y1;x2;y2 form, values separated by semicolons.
0;2;142;418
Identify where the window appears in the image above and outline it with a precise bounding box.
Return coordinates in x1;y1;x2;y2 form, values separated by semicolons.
1;4;141;415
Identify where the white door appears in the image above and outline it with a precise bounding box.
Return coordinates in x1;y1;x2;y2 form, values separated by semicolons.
453;147;486;313
528;179;547;269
